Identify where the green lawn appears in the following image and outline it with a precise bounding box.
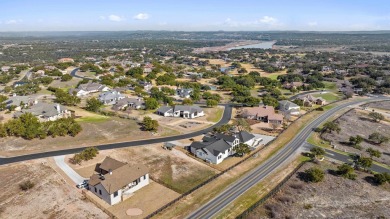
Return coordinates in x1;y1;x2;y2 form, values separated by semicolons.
323;81;338;91
75;115;110;123
206;107;224;123
313;92;342;102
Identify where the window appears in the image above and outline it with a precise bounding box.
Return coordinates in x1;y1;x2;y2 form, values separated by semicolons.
94;187;97;193
113;191;118;197
99;190;102;195
143;175;146;180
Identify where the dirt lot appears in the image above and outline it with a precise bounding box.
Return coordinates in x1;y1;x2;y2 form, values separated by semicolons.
0;160;108;219
245;162;390;219
0;114;179;157
321;108;390;165
69;144;219;194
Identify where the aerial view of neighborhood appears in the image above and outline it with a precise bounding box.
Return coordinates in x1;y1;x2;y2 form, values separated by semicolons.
1;0;390;219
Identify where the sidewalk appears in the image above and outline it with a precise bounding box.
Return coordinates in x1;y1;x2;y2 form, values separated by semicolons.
54;155;87;184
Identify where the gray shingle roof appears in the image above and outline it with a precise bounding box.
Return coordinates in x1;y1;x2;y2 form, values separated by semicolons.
238;131;255;143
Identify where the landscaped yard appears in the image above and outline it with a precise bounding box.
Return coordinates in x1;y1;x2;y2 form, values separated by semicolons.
313;92;342;102
205;106;224;123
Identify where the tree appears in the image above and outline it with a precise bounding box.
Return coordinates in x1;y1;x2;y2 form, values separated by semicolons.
213;124;232;133
85;97;103;112
336;163;357;180
349;135;364;148
19;113;41;140
366;147;381;158
368;112;384;122
145;98;159;110
61;74;73;81
19;180;35;191
206;99;218;107
310;147;325;158
143;116;159;131
322;121;341;134
356;156;373;170
373;172;390;185
182;98;193;105
303;167;325;183
235;143;251;157
54;89;81;106
368;132;389;145
234;118;252;132
262;95;279;108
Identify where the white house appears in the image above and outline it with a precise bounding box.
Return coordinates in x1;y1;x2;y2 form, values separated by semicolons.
88;157;149;205
99;90;125;105
14;103;71;122
69;82;110;97
156;105;204;119
278;100;300;116
189;131;259;164
176;88;193;98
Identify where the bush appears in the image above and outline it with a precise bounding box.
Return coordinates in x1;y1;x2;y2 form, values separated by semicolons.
302;167;325;183
70;147;99;165
316;107;324;111
61;74;73;81
373;172;390;185
19;180;35;191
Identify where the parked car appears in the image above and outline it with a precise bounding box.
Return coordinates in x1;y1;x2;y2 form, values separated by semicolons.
76;180;89;189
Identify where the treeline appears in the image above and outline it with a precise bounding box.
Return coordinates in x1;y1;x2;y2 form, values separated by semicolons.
0;113;82;139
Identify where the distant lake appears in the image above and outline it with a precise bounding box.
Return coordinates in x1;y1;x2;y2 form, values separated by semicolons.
227;41;276;50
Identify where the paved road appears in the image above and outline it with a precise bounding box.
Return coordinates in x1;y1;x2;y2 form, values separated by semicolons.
70;68;96;80
54;155;87;184
186;98;387;219
0;104;232;166
303;143;390;174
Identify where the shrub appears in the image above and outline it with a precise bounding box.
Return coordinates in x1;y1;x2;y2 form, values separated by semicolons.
303;167;325;183
19;180;35;191
70;147;99;165
373;172;390;185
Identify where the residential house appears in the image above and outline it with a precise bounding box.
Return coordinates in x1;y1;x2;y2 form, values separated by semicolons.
69;82;110;96
242;105;284;124
189;131;260;164
143;67;152;74
14;103;71;121
282;81;307;90
296;94;326;106
88;157;149;205
58;58;74;63
99;90;125;105
176;88;193;98
278;100;300;116
3;95;37;111
1;66;11;72
112;97;145;110
139;81;153;92
156;105;204;119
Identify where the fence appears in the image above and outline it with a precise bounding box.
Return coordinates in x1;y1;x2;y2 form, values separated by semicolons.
144;98;350;219
235;161;307;219
82;190;118;219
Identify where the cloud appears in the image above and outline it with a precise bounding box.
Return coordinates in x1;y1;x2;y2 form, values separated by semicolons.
134;13;149;20
5;19;22;25
308;21;318;27
259;16;278;25
108;15;124;22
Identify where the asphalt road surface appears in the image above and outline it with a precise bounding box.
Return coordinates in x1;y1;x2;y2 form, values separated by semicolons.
0;104;232;166
186;98;388;219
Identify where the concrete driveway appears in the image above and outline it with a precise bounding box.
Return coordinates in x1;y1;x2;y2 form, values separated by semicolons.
54;155;87;184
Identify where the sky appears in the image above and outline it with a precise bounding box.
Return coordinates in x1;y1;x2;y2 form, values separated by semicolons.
1;0;390;31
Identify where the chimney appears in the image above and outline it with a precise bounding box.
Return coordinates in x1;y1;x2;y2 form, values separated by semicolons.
109;169;112;175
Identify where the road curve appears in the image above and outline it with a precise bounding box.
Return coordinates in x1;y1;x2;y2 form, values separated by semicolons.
70;68;95;80
0;105;232;166
186;98;388;219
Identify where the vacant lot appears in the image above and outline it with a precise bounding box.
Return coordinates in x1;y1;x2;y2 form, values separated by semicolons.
321;108;390;165
70;145;219;194
0;160;108;219
245;162;390;219
0;114;178;157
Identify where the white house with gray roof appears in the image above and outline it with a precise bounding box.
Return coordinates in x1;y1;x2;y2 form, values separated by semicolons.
189;131;260;164
70;82;110;97
156;105;204;119
99;90;125;105
3;95;37;111
14;103;71;121
112;97;145;110
88;157;149;205
176;88;193;98
278;100;300;116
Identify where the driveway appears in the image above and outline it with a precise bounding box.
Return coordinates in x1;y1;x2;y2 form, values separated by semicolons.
54;155;87;184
